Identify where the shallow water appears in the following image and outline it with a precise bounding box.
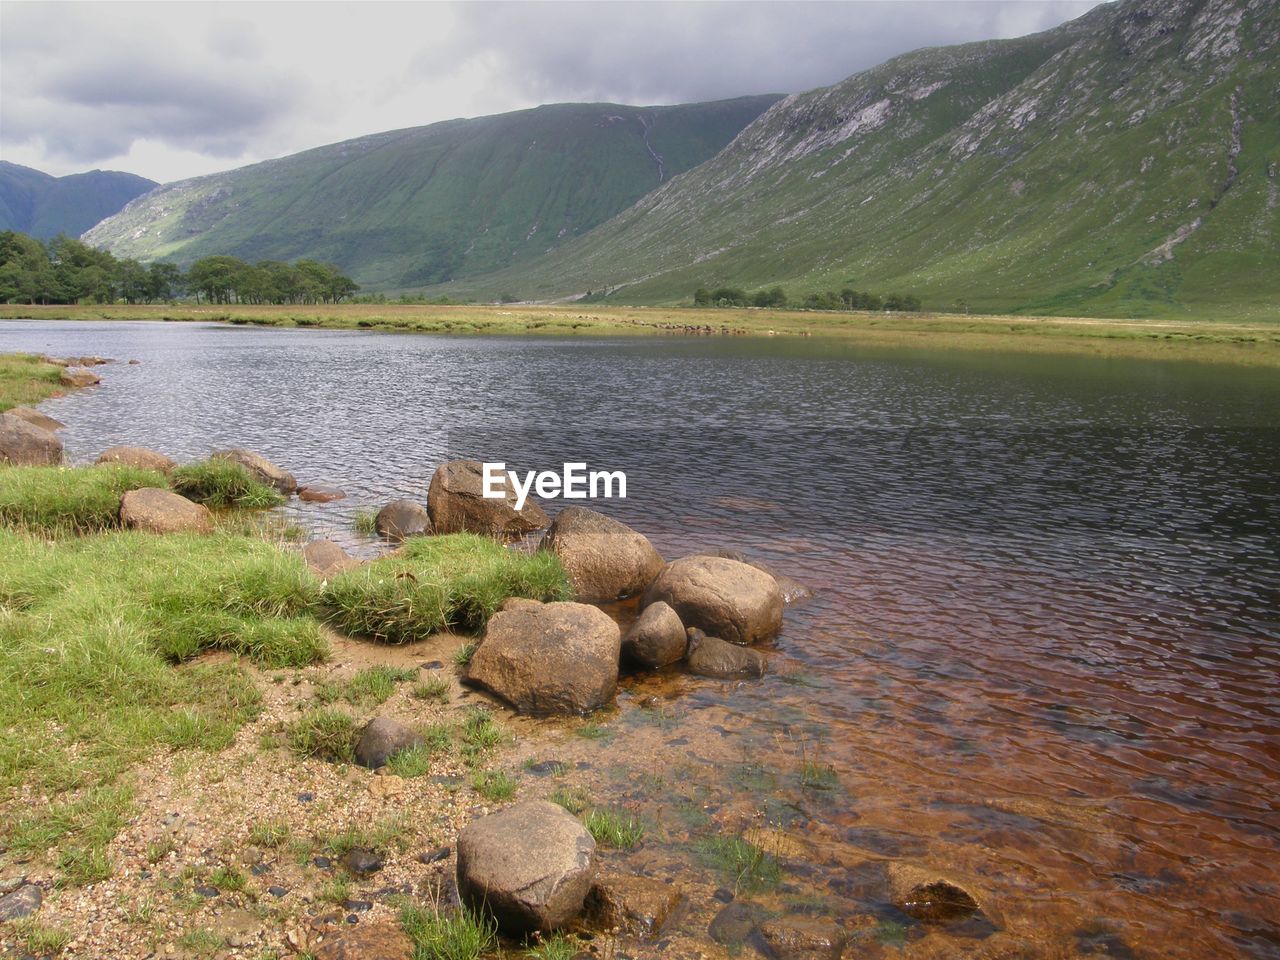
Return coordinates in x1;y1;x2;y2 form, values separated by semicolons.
3;319;1278;957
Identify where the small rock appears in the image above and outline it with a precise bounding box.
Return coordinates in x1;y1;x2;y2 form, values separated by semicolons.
374;499;431;540
621;601;686;670
644;554;783;645
298;791;316;803
120;487;214;534
211;447;297;493
708;900;768;947
267;885;288;898
417;846;450;864
887;862;986;925
96;445;177;474
314;856;333;869
343;899;373;913
685;628;766;679
341;848;384;876
299;484;347;503
758;917;848;960
526;760;569;777
59;366;100;387
304;539;359;577
194;885;219;898
539;506;664;602
0;883;42;921
355;717;423;769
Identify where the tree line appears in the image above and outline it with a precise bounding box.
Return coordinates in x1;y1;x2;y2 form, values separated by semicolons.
693;285;922;312
0;231;358;306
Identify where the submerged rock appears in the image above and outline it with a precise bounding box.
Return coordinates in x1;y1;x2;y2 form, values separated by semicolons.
312;921;413;960
299;484;347;503
212;448;298;494
467;601;620;715
374;499;431;540
539;506;664;602
685;628;766;679
3;406;63;432
586;872;682;938
354;717;423;770
426;459;548;537
120;487;213;534
759;917;848;960
0;413;62;466
456;800;596;935
59;366;100;387
643;555;783;645
887;862;985;925
621;601;686;670
96;445;177;474
708;900;768;947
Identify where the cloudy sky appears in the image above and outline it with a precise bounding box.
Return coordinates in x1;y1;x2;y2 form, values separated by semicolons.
2;1;1103;185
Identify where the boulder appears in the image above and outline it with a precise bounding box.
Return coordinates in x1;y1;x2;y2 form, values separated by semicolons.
685;628;766;679
427;459;548;537
643;555;783;645
3;406;63;431
96;445;177;474
303;540;359;577
539;507;664;602
456;800;596;935
0;414;62;466
312;921;414;960
120;487;213;534
59;366;100;387
354;717;423;770
759;918;848;960
211;448;297;494
715;549;815;605
374;499;431;540
467;602;620;715
0;883;42;921
586;873;682;938
299;484;347;503
620;601;686;670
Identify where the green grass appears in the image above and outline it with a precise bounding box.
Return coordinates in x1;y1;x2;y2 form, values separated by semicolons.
316;664;418;706
0;465;168;533
695;835;783;893
386;741;438;778
412;675;451;703
583;808;645;849
470;769;518;802
452;641;477;667
0;353;63;411
170;458;285;509
525;934;581;960
11;918;72;955
248;820;290;849
352;509;379;536
208;865;247;892
549;785;592;816
399;903;496;960
285;707;359;763
323;533;570;644
177;928;226;956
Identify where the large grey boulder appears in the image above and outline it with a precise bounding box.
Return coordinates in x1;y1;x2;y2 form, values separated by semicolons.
3;406;63;432
375;499;431;540
96;445;177;474
0;413;62;465
539;507;664;602
685;628;766;679
456;800;596;935
354;717;423;770
120;488;213;534
467;601;620;715
212;448;297;494
620;601;686;670
643;555;783;645
427;459;548;537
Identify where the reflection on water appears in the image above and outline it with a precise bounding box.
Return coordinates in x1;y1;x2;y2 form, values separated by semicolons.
3;320;1278;957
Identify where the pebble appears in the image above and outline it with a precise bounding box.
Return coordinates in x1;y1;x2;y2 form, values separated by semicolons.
341;848;384;876
194;885;219;899
267;886;288;898
417;846;451;864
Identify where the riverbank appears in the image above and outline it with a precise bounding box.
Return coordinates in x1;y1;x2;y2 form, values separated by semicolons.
4;302;1279;367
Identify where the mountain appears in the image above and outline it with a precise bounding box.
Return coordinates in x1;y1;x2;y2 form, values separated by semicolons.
84;97;782;289
444;0;1279;319
0;162;156;240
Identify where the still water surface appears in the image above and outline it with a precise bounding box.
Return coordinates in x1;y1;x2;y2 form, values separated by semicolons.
3;320;1278;958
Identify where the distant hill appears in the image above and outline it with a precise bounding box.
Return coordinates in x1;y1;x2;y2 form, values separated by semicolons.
0;162;157;240
84;96;782;289
443;0;1279;320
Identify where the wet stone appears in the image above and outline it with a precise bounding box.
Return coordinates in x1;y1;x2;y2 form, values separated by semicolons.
344;899;373;913
250;863;272;876
708;900;769;947
527;760;569;777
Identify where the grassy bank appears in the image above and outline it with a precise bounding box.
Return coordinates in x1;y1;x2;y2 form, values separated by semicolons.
2;302;1278;367
0;353;65;412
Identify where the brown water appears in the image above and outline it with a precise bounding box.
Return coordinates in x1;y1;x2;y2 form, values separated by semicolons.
4;320;1278;958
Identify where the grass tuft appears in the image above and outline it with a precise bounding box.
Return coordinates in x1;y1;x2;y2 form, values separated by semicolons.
470;769;518;802
400;903;496;960
583;808;645;849
695;835;782;893
285;708;359;763
171;459;284;509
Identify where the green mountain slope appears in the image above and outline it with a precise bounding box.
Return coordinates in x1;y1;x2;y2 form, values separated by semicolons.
445;0;1279;319
83;97;781;289
0;163;156;240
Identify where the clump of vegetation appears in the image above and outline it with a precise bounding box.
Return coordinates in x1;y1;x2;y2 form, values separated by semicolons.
696;835;783;893
399;903;496;960
351;509;379;536
549;786;592;815
316;664;417;706
583;808;645;849
693;285;920;312
0;465;168;533
170;459;284;509
285;707;359;763
525;933;581;960
470;769;518;802
9;919;71;956
412;675;451;703
0;352;63;411
248;820;290;849
322;533;569;644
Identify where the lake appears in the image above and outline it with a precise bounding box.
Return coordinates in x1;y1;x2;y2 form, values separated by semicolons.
3;319;1278;958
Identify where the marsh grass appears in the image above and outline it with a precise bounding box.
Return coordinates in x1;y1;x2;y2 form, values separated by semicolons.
0;465;168;533
695;835;783;893
399;902;496;960
322;814;413;857
285;708;359;763
170;459;284;509
316;664;417;706
583;808;645;849
351;509;378;536
470;769;518;802
549;785;592;815
412;675;451;703
11;918;71;955
323;534;570;643
525;933;581;960
0;353;63;411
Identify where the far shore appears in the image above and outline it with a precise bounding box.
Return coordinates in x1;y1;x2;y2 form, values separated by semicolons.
3;302;1279;368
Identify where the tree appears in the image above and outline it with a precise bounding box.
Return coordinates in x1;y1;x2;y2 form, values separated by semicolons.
693;287;712;306
751;286;787;308
187;255;246;304
146;262;184;302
